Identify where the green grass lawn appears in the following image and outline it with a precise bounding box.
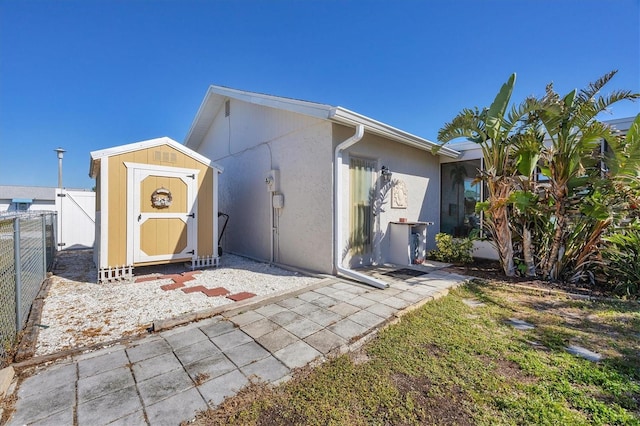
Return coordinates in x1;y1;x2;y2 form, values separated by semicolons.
192;280;640;425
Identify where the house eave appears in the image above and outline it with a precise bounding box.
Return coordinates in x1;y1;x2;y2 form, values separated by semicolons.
329;107;460;158
184;85;461;159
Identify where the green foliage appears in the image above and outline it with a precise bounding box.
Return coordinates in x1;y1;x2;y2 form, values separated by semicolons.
534;71;640;280
429;233;474;264
601;222;640;298
439;70;639;286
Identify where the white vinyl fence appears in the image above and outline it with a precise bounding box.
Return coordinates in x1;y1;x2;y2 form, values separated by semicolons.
55;188;95;250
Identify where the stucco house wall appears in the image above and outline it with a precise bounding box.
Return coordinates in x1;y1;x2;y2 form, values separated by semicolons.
333;124;441;267
195;99;335;273
185;85;461;281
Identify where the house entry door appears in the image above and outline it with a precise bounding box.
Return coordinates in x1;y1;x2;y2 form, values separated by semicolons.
349;157;377;265
128;164;199;264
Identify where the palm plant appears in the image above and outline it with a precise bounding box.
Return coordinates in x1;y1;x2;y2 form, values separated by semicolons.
534;71;640;280
509;127;545;276
600;114;640;296
437;74;538;276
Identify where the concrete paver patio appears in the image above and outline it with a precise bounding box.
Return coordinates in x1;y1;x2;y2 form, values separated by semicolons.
5;267;468;426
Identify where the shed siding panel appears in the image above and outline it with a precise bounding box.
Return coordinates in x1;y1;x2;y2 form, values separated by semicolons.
197;167;214;256
107;152;132;266
105;145;215;266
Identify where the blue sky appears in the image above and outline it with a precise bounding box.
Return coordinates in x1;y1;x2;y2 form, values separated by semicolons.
1;0;638;189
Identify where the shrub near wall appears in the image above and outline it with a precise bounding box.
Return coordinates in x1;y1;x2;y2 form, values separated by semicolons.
602;223;640;298
429;233;474;264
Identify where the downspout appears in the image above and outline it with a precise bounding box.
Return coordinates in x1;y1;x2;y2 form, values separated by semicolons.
334;124;388;289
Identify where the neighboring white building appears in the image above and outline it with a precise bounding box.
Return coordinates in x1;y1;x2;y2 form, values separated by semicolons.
0;185;57;213
185;85;461;287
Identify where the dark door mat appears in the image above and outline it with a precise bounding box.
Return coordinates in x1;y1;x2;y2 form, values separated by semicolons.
381;268;428;280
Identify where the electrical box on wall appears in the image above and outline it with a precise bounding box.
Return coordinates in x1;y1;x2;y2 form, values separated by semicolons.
265;169;279;192
272;193;284;209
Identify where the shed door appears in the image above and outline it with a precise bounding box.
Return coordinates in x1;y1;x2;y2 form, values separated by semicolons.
129;165;199;264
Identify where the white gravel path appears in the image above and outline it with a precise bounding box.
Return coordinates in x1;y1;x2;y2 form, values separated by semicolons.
35;253;321;356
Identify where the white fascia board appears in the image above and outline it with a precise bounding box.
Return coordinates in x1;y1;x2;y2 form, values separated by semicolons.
208;85;333;119
329;107;460;158
89;137;223;177
184;87;223;150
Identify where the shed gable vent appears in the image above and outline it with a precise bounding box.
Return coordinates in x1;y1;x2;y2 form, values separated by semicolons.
225;99;230;117
153;151;177;163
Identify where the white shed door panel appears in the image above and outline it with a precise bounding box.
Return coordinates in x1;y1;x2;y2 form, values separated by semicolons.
127;164;199;264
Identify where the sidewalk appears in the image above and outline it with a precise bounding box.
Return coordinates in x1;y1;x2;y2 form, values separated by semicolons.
5;268;468;426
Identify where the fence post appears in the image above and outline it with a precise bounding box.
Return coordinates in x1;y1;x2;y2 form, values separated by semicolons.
13;218;22;332
42;215;47;278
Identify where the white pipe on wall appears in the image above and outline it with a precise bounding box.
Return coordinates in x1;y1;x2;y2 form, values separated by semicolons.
334;124;388;289
270;199;274;263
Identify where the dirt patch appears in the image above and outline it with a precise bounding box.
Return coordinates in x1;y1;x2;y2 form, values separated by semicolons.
0;391;17;425
349;348;371;365
392;373;474;426
478;354;539;385
442;258;603;296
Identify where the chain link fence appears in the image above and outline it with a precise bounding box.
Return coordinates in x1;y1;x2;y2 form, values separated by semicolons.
0;212;56;367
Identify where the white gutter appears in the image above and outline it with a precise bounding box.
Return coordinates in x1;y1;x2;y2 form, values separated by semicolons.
329;107;460;159
334;124;388;289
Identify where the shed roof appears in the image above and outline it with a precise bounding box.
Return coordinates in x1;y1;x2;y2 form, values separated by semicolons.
184;85;460;158
89;136;223;178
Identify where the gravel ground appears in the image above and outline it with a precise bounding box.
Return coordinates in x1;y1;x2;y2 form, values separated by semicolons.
34;251;321;357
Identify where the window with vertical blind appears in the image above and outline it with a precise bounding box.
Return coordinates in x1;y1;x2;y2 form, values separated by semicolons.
349;157;377;255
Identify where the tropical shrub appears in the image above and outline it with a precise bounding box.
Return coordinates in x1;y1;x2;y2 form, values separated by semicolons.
601;222;640;298
533;71;639;281
438;71;639;286
429;233;474;264
437;73;540;276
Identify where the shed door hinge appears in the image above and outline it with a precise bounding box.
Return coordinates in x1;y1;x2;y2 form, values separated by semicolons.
188;213;195;218
57;193;66;197
57;242;66;247
187;250;195;255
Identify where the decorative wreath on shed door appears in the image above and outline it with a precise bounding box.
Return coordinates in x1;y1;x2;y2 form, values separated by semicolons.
151;187;172;208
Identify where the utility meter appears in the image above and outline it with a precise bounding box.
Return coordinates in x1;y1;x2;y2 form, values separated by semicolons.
265;169;279;192
272;193;284;209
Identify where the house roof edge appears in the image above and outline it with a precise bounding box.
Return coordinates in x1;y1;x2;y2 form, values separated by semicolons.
185;85;460;158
